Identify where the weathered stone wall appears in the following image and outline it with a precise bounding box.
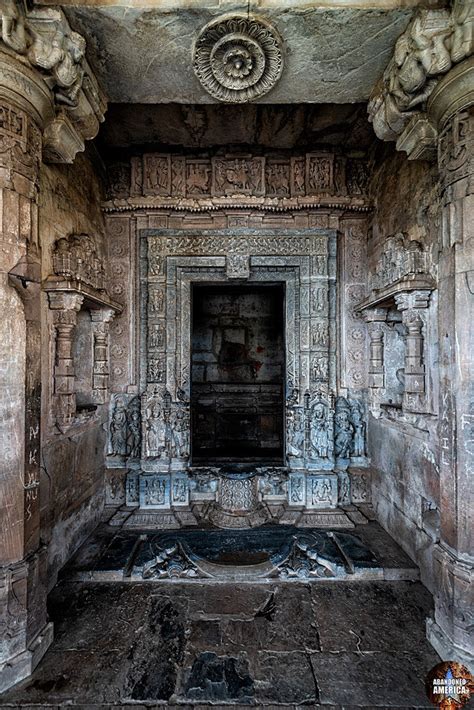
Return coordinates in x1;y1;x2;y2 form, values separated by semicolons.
38;149;107;588
368;144;441;591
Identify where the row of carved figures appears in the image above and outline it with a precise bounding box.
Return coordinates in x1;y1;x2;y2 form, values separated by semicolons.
52;234;106;292
287;393;366;461
109;389;366;463
109;391;189;460
109;396;141;458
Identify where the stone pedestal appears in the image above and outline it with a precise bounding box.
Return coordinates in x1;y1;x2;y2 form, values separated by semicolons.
426;59;474;666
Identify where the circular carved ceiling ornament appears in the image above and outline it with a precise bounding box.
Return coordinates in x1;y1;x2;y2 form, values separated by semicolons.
193;15;284;103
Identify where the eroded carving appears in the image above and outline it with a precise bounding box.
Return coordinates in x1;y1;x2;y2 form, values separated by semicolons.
368;2;473;141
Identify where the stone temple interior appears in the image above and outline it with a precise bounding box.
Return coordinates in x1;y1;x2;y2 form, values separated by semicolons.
0;0;473;705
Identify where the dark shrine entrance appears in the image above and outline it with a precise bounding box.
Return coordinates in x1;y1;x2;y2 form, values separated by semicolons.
191;283;285;463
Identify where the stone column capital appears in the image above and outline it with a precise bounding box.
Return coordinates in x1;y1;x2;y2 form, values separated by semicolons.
368;2;473;158
47;291;84;313
428;57;474;133
394;289;432;311
363;307;388;324
0;4;107;164
90;307;116;325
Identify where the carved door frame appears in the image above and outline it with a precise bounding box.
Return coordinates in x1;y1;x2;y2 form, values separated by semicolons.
139;228;337;473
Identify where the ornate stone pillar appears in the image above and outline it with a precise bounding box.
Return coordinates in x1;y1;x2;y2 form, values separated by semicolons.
364;308;388;390
48;292;84;428
394;290;431;413
0;54;53;693
0;2;106;691
91;308;115;404
425;59;474;666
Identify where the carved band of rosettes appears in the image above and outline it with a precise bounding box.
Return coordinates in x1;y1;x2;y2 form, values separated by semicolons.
107;152;369;202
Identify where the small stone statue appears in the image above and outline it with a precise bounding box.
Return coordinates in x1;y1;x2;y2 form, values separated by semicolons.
287;409;304;457
310;401;329;458
110;397;128;456
172;409;189;458
334;397;354;459
146;401;164;457
350;400;366;457
127;397;141;459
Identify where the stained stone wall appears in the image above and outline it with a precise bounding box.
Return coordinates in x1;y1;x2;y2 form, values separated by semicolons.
367;145;441;591
38;151;109;587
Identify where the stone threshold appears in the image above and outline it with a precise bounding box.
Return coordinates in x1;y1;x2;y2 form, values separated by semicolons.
62;519;419;585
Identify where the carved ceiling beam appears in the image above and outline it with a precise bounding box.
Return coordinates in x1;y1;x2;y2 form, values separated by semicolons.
0;0;107;163
367;0;473;160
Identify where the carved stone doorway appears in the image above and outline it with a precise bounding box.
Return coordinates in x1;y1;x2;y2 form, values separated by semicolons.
191;283;285;463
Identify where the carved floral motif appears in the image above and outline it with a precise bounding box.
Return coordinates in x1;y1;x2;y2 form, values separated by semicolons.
193;16;283;103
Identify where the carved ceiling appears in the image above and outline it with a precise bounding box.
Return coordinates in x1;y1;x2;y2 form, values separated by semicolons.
60;4;417;105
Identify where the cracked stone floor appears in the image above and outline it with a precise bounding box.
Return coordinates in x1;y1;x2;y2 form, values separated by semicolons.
1;578;440;708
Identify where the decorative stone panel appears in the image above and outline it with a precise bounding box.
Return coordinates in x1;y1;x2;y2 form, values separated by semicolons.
107;228;369;513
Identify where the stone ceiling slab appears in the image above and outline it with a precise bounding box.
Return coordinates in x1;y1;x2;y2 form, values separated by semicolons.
98;103;374;150
63;4;416;104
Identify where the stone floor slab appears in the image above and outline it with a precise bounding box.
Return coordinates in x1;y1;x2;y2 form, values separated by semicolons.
0;580;439;707
310;651;439;707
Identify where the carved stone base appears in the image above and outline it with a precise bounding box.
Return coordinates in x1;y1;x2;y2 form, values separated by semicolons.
0;622;53;694
208;504;271;530
426;618;474;667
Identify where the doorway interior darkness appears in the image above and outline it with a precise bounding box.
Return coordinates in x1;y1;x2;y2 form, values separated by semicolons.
191;283;285;463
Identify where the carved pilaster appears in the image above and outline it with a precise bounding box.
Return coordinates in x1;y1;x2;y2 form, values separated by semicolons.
0;53;53;693
395;290;431;413
48;292;84;428
91;309;115;404
364;308;388;390
425;63;474;665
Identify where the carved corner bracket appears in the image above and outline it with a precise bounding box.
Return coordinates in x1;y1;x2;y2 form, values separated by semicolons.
0;4;107;164
368;2;473;156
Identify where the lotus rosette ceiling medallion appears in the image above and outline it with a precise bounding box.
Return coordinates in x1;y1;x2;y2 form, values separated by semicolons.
193;15;284;103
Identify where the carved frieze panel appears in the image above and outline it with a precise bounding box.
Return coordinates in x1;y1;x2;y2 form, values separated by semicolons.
143;154;171;196
306;153;334;194
212;156;265;196
105;152;371;204
186;159;211;195
306;474;338;509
